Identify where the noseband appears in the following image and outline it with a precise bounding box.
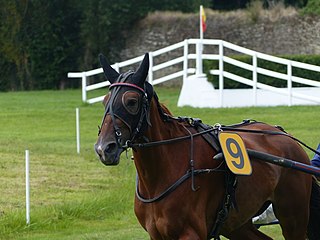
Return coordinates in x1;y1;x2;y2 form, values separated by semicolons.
98;72;152;148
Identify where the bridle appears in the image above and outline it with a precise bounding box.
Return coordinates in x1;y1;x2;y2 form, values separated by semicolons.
98;72;152;149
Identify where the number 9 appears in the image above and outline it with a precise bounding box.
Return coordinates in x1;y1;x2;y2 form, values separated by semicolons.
226;138;244;169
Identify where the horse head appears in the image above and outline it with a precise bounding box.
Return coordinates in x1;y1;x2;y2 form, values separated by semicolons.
94;53;153;165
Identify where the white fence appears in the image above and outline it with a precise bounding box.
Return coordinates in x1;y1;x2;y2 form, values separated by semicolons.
68;39;320;106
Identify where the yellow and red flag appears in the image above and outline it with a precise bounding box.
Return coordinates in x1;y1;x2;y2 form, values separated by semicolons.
201;6;207;33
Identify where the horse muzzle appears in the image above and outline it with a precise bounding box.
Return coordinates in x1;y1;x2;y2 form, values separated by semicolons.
94;141;123;165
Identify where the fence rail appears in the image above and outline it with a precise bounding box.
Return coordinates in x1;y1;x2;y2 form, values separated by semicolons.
68;39;320;107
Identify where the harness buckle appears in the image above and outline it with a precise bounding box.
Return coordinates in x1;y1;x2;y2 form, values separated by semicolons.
123;140;132;149
116;130;122;137
214;123;222;131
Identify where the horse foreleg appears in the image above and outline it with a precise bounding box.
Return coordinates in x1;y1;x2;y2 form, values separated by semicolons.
227;221;273;240
273;202;308;240
177;227;203;240
273;171;311;240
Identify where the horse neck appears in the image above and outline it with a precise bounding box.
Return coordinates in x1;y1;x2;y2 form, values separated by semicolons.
133;99;190;192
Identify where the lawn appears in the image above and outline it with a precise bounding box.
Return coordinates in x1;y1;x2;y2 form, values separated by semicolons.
0;87;319;239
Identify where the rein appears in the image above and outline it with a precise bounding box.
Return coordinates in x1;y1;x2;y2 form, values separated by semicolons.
127;124;217;148
128;120;320;157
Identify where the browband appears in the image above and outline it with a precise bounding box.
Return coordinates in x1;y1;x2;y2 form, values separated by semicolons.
109;83;145;93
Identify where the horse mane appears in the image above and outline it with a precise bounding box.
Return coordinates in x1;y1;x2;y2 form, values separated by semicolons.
159;102;173;116
152;91;175;121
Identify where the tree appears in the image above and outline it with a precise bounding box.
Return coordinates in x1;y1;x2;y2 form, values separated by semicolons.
0;0;30;90
301;0;320;15
0;0;82;90
25;0;82;89
149;0;211;12
78;0;151;70
3;0;290;91
211;0;308;10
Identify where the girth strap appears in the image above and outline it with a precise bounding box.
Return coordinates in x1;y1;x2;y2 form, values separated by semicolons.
209;168;238;240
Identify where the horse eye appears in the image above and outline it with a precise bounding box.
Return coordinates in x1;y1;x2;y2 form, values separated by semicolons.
122;92;140;115
127;99;137;107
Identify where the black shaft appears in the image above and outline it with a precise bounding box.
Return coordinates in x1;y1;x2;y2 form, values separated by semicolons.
213;149;320;177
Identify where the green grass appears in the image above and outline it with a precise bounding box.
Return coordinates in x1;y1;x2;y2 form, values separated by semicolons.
0;87;319;239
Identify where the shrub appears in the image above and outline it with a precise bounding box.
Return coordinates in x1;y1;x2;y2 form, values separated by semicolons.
300;0;320;16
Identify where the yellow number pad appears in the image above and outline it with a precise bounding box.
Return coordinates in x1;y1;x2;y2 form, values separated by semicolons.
219;132;252;175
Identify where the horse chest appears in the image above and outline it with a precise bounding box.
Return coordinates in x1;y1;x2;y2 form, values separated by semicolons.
135;202;191;239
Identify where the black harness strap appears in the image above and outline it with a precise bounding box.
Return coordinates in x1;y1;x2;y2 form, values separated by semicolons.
192;119;221;152
208;166;238;240
136;163;225;203
99;72;134;139
128;126;217;148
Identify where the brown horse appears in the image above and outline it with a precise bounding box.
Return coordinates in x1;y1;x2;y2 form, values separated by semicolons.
95;53;320;239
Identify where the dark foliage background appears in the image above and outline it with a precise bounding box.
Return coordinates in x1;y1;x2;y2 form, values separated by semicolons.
0;0;315;91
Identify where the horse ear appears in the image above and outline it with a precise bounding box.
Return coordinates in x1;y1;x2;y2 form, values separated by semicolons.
99;53;119;84
133;53;149;86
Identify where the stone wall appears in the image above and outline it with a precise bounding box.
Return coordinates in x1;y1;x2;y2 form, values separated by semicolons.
120;9;320;59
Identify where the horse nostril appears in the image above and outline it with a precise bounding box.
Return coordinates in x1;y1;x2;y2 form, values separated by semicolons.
95;144;103;156
105;142;117;154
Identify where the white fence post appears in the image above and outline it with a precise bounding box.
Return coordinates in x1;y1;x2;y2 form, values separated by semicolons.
148;52;153;84
196;40;203;75
81;72;87;103
252;53;258;106
219;40;224;107
25;150;30;225
76;108;80;154
287;61;292;106
183;39;189;83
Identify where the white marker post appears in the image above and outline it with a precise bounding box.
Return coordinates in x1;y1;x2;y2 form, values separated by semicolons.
25;150;30;225
197;5;205;75
76;108;80;154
